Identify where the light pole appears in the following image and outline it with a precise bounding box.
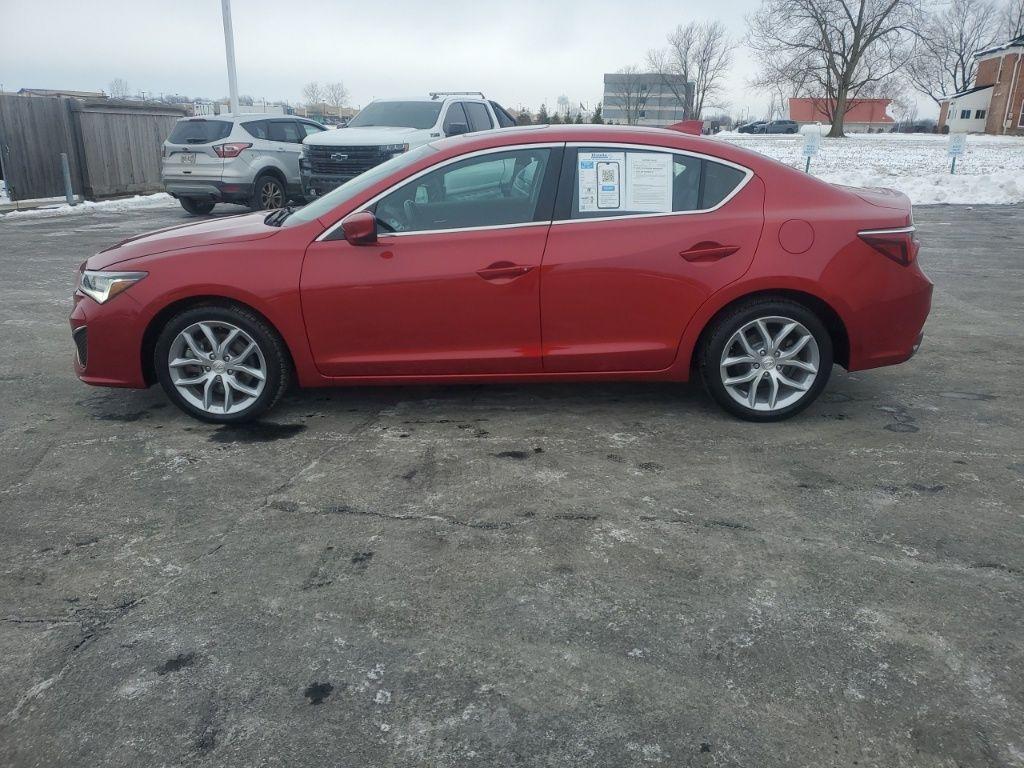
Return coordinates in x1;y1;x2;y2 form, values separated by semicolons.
221;0;240;115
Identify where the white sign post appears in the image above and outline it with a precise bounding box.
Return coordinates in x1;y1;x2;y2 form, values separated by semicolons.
802;124;821;173
947;133;967;174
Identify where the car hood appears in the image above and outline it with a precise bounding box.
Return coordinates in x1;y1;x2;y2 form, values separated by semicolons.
87;212;278;270
304;126;426;147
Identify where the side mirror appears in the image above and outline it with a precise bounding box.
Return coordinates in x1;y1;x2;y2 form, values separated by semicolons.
340;211;377;245
446;122;469;137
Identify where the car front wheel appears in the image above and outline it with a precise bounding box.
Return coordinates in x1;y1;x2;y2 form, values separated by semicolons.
700;298;833;421
154;304;291;423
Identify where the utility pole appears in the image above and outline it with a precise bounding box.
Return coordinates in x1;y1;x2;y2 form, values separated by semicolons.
221;0;240;115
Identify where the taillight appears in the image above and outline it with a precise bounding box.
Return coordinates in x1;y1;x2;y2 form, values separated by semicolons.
858;226;919;266
213;142;252;158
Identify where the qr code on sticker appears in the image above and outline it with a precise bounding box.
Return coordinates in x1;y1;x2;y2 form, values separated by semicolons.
599;168;616;182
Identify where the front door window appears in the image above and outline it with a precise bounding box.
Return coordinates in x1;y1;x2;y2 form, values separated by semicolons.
373;148;553;233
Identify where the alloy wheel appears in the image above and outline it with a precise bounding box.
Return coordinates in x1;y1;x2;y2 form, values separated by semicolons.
167;321;267;415
260;181;284;209
719;315;820;412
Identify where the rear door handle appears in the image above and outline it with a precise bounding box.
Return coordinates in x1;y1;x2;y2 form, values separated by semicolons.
680;242;740;262
477;262;534;281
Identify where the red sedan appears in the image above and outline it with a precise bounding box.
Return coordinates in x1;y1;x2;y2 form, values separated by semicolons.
70;125;932;423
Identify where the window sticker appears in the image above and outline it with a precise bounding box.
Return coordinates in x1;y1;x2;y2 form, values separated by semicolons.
625;152;672;212
577;150;673;213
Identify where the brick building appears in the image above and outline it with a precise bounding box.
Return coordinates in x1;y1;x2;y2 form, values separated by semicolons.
788;97;895;132
939;34;1024;134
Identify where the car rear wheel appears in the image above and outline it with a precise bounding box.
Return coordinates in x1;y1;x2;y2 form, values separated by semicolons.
180;197;215;216
154;304;291;423
700;298;833;421
251;174;285;211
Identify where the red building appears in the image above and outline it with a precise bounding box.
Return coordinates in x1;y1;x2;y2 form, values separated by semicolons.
788;98;895;132
939;34;1024;135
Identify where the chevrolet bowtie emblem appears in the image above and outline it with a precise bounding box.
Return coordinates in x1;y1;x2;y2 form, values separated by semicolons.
330;152;349;161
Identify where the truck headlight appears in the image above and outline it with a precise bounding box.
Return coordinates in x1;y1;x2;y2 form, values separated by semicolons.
79;270;147;304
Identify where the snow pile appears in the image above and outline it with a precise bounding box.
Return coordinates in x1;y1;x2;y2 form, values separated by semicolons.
0;180;9;204
1;193;178;219
714;132;1024;205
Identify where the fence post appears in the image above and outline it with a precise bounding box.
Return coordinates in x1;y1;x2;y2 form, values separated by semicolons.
60;152;75;205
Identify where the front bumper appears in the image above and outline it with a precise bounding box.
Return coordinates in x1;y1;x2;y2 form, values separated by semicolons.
70;292;148;388
299;168;359;199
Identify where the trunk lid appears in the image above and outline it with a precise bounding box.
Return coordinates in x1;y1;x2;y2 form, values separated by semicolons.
161;118;231;181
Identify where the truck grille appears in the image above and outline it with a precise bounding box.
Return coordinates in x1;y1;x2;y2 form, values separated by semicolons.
307;145;392;177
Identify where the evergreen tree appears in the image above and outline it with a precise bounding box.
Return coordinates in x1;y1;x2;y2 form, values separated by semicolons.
537;103;550;123
591;103;604;124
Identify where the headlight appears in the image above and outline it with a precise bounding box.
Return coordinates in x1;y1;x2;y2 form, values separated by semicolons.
79;270;147;304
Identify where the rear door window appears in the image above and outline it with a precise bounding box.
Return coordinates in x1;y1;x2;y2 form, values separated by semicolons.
562;147;748;219
464;102;494;132
268;120;302;143
242;120;269;140
490;101;517;128
168;119;232;145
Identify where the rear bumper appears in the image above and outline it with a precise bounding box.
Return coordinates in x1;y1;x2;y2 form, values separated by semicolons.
846;265;933;371
162;178;251;204
70;293;148;388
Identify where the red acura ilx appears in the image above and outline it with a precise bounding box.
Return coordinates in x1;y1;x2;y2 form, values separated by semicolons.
70;125;932;423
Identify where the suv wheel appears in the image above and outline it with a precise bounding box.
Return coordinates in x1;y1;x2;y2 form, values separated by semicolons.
180;197;215;216
154;304;292;423
251;174;285;211
700;298;833;421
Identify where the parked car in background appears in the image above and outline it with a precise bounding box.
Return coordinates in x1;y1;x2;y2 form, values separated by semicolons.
73;124;931;424
736;121;768;134
161;114;327;215
300;92;517;198
736;120;799;135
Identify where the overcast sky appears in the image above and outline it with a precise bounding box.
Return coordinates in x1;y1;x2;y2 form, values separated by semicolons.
0;0;934;118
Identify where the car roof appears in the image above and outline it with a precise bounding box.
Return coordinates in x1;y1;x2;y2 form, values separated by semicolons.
427;123;809;179
368;96;488;104
180;113;300;122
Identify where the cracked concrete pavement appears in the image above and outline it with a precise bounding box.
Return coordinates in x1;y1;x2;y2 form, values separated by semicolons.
1;203;1022;767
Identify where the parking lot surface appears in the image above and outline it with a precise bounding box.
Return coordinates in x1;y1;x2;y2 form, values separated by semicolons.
1;203;1022;767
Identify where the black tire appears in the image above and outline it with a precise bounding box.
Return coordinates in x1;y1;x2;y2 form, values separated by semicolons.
180;197;215;216
154;303;292;424
251;174;286;211
699;297;833;422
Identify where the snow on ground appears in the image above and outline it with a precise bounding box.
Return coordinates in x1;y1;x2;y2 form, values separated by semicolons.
0;193;178;219
714;132;1024;205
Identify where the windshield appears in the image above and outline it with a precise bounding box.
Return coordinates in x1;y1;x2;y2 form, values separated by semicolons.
347;101;443;130
283;144;438;228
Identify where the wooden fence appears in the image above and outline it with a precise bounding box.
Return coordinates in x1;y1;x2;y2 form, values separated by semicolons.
0;94;186;202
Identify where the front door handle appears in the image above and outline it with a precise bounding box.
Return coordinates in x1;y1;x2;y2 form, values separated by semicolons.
476;262;534;281
680;242;740;262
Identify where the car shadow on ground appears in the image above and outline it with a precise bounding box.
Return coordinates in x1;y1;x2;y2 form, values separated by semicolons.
72;370;877;433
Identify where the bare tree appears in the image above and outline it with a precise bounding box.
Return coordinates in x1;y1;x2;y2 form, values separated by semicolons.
1006;0;1024;36
748;0;921;137
609;65;652;124
324;81;349;109
647;20;733;119
108;78;130;99
906;0;1000;105
302;81;323;107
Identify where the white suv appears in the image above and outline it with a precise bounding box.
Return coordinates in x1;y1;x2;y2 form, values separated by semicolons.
161;114;326;215
300;92;517;198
